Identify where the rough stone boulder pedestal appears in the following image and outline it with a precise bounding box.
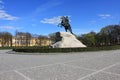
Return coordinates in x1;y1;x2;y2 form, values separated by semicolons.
51;32;87;48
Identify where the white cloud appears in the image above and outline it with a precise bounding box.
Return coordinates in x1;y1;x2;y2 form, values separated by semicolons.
40;16;61;25
0;26;21;30
0;0;19;20
40;15;71;25
98;14;111;19
0;10;19;20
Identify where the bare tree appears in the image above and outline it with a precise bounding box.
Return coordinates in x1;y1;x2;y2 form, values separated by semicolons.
37;35;48;46
15;31;32;46
25;32;32;46
0;32;12;47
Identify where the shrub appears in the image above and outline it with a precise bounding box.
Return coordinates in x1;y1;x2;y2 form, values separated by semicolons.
12;45;120;53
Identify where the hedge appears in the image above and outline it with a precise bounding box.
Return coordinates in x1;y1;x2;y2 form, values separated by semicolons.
0;47;12;50
12;45;120;53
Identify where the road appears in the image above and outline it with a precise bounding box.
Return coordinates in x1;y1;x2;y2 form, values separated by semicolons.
0;50;120;80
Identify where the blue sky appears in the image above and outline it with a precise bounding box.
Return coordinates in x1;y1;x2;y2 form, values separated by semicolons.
0;0;120;36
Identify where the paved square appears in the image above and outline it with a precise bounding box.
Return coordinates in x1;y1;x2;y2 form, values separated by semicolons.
0;50;120;80
18;64;94;80
0;71;26;80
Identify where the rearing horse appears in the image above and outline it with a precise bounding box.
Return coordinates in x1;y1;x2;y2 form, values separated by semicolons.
58;16;73;34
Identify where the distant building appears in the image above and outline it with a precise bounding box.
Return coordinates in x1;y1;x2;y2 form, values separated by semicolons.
30;37;38;46
13;32;31;47
35;38;51;46
12;36;51;47
0;34;51;47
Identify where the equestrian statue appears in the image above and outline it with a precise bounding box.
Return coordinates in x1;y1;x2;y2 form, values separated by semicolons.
58;16;73;34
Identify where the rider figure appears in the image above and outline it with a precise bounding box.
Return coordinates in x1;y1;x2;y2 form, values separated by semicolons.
60;16;73;34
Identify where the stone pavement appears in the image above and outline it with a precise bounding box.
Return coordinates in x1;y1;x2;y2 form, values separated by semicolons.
0;50;120;80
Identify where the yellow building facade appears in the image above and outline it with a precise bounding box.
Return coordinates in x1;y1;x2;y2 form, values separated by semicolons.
12;37;51;47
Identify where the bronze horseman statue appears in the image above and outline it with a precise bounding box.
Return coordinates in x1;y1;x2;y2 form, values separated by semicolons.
58;16;73;34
